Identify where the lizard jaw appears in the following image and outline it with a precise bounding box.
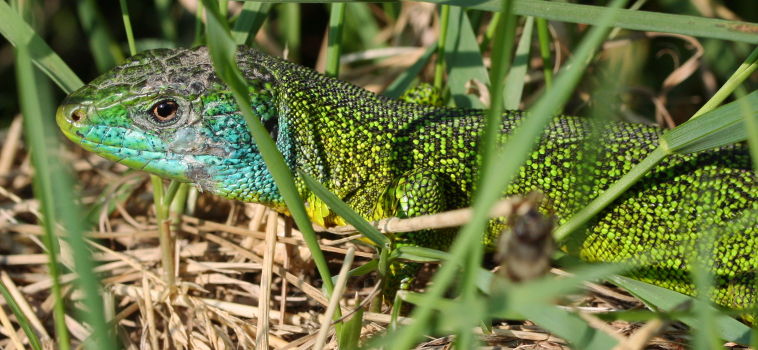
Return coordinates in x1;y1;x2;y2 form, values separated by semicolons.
56;101;282;203
56;101;197;183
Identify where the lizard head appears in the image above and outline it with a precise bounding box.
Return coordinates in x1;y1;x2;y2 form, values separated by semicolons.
56;46;289;206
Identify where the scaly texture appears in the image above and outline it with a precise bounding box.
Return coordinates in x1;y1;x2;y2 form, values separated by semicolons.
56;47;757;315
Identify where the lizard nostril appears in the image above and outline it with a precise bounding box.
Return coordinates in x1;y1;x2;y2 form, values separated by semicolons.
70;108;86;122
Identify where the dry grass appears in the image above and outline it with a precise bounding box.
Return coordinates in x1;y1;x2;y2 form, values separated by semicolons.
0;123;750;349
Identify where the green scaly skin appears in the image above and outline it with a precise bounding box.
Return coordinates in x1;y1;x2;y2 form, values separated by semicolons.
56;47;757;316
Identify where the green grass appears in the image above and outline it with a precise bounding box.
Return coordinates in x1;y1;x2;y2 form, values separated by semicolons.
13;18;113;350
0;278;42;350
0;0;755;349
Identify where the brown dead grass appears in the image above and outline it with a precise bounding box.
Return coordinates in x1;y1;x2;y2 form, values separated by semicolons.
0;120;749;349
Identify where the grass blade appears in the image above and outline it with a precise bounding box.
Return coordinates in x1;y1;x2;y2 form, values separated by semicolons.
314;247;354;350
662;91;757;154
325;3;346;76
692;47;758;118
398;264;625;348
0;1;83;93
738;88;758;172
232;1;272;45
479;11;500;52
16;44;71;350
344;3;382;50
689;235;721;350
503;16;533;109
0;280;43;350
444;7;489;108
338;306;363;350
16;42;114;350
382;44;437;99
118;0;137;56
76;0;122;71
299;172;389;247
193;0;205;46
425;0;758;44
393;246;449;262
610;275;752;344
200;0;336;300
535;17;553;88
513;306;618;349
246;0;757;44
279;3;301;61
455;1;517;347
154;0;177;42
433;5;450;91
494;264;627;349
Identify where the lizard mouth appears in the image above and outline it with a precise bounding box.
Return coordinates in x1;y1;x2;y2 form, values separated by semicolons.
56;102;195;180
57;103;158;153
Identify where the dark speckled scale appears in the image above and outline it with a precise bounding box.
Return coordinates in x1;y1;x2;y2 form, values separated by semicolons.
57;46;757;317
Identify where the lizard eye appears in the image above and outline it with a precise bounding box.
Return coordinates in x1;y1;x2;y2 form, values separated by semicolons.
149;99;179;124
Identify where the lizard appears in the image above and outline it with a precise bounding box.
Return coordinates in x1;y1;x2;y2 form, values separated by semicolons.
55;46;757;318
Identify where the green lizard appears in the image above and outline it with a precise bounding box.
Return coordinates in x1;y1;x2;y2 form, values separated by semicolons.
56;46;756;317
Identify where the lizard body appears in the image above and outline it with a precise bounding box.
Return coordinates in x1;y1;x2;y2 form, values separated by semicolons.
56;47;757;314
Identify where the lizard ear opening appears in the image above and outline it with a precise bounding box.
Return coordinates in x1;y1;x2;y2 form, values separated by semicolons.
263;114;279;141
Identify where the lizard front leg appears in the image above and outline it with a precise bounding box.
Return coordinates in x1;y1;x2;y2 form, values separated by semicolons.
376;169;457;298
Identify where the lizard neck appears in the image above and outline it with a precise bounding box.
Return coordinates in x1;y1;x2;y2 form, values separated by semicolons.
238;47;487;222
268;62;485;221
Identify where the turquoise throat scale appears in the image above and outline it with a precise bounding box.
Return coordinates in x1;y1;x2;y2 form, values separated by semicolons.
56;47;757;317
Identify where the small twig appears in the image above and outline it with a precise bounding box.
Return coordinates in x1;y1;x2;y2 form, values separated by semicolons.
613;318;668;350
114;202;149;231
109;302;139;326
314;247;355;350
22;261;128;294
256;210;278;349
0;271;50;342
181;216;374;258
182;225;332;307
0;185;23;204
279;331;320;350
321;197;525;235
331;280;382;325
88;240;165;286
280;218;293;327
578;311;627;342
0;292;27;350
0;115;23;178
478;327;566;344
649;32;704;128
360;311;412;325
341;47;423;64
158;218;175;289
551;268;639;303
111;283;301;324
142;274;160;350
321;234;365;246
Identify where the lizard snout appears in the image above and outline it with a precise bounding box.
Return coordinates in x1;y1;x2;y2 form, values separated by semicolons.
56;102;93;143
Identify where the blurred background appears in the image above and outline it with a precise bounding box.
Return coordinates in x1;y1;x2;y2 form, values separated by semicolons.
0;0;755;128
